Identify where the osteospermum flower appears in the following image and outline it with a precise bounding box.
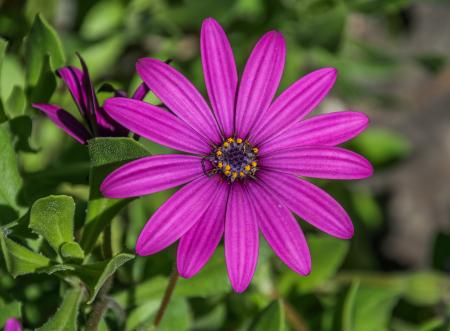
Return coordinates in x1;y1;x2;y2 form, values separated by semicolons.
101;18;373;292
32;54;149;144
3;318;22;331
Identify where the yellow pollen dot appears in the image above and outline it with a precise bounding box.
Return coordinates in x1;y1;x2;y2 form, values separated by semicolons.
223;142;229;148
217;162;223;168
245;165;251;171
239;171;245;177
251;161;257;167
227;137;234;143
232;172;238;178
225;164;231;171
252;147;259;154
216;150;222;156
236;138;243;144
224;170;231;176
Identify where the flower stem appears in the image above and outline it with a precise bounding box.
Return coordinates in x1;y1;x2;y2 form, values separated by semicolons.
153;267;180;328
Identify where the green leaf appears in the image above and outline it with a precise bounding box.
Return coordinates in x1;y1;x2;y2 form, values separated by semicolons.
0;38;8;122
74;253;134;304
80;0;125;40
5;86;26;118
0;231;51;277
341;281;360;331
0;300;21;326
404;272;449;306
296;235;349;293
29;53;57;103
60;242;85;262
0;124;26;223
81;137;150;253
24;14;65;87
29;195;75;253
8;115;38;153
36;287;83;331
249;300;285;331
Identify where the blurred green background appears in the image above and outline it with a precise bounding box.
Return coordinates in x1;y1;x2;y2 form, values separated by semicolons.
1;0;450;330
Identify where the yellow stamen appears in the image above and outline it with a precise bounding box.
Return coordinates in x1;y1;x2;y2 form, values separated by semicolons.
227;137;234;143
217;162;223;168
236;138;243;144
225;164;231;171
224;170;231;176
244;165;251;171
223;142;229;148
232;172;238;178
239;171;245;177
216;150;222;156
252;147;259;154
251;161;257;167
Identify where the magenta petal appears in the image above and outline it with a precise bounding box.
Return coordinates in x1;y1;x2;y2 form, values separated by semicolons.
251;68;337;145
177;182;229;278
57;66;88;116
4;318;22;331
131;82;149;100
258;170;354;239
201;18;238;138
32;103;91;144
103;98;211;154
101;154;204;198
225;183;259;293
260;111;369;154
247;182;311;275
136;58;221;144
261;146;373;180
136;176;221;256
235;31;286;139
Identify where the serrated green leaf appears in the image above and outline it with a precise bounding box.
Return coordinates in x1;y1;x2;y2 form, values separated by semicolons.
0;232;51;277
24;14;65;87
5;86;26;118
0;300;21;326
80;0;125;40
75;253;134;304
0;124;26;223
36;288;83;331
29;195;75;253
250;300;285;331
81;138;150;253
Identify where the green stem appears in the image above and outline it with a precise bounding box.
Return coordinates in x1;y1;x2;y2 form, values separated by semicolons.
153;267;180;328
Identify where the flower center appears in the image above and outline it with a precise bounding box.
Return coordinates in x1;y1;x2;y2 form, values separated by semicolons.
205;137;259;182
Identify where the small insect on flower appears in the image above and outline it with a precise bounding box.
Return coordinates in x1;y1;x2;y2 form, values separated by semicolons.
100;18;373;292
32;53;150;144
3;318;23;331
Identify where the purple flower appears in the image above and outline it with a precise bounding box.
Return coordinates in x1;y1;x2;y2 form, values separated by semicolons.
3;318;22;331
101;18;373;292
32;54;149;144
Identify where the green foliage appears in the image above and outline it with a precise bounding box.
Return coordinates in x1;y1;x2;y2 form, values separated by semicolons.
36;288;83;331
29;195;76;253
250;300;285;331
0;1;447;330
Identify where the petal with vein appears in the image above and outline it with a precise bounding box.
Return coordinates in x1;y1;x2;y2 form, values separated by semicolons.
235;31;286;139
101;154;204;199
137;58;221;144
225;183;259;292
136;176;221;256
32;103;90;144
201;17;238;138
258;170;354;239
261;146;373;180
103;98;211;154
260;111;369;154
57;66;88;116
251;68;337;145
177;182;229;278
247;181;311;275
